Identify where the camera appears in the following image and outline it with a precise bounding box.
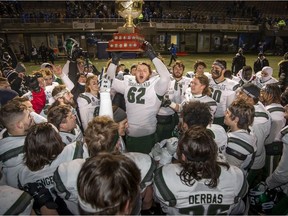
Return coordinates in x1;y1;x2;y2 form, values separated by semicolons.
72;47;89;60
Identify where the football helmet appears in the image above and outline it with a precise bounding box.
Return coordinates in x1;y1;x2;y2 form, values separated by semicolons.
64;38;79;60
249;181;281;214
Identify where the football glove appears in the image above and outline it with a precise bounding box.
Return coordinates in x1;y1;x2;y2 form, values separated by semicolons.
143;41;157;60
23;182;58;210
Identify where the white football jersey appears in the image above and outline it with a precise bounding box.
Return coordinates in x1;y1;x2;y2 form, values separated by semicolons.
264;103;285;144
266;126;288;195
113;75;163;137
53;152;156;214
225;129;257;175
182;89;217;117
0;185;33;215
154;163;247;215
59;124;84;145
251;102;271;169
209;78;239;118
77;92;100;130
158;76;191;116
18;142;89;197
0;131;25;188
252;74;278;89
207;124;227;153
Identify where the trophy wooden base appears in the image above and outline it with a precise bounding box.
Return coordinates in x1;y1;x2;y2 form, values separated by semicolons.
107;27;144;52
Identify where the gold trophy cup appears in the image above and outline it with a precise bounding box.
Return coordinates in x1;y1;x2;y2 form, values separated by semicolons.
107;0;144;52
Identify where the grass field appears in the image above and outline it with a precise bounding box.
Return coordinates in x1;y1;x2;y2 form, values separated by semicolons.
25;53;283;78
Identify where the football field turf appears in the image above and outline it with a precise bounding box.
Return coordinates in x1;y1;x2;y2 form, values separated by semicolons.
25;53;283;78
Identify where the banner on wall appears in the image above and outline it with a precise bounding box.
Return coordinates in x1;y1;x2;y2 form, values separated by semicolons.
72;22;95;29
156;23;259;31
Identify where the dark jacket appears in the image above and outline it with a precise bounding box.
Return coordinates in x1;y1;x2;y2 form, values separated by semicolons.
278;59;288;92
253;57;269;73
232;53;246;75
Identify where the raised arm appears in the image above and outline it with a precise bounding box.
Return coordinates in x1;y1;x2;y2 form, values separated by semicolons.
106;53;122;81
143;41;170;96
54;60;74;90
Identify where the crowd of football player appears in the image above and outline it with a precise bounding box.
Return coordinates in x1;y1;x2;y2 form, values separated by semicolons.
1;37;288;215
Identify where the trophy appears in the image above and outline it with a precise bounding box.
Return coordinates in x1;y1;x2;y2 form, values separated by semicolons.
107;0;144;52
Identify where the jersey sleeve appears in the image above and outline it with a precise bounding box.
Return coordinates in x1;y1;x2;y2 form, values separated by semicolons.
77;96;90;131
53;159;85;214
153;58;170;96
266;137;288;189
112;77;126;95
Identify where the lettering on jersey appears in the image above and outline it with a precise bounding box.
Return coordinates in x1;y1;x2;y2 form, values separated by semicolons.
128;80;151;87
189;194;223;204
210;84;227;91
36;176;54;187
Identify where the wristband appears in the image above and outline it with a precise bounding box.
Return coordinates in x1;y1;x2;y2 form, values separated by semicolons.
169;102;177;110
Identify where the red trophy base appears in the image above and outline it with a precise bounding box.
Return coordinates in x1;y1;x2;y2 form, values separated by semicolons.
107;27;144;52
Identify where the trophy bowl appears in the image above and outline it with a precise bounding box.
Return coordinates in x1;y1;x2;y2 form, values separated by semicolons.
116;0;144;28
107;0;145;52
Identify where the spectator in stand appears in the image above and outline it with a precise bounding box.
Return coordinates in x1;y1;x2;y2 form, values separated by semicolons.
278;52;288;92
253;52;269;73
232;48;246;76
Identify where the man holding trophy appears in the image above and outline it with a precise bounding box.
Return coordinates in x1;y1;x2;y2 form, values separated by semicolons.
107;43;170;154
105;0;170;154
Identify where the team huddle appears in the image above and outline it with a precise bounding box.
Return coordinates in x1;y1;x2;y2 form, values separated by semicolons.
0;39;288;215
